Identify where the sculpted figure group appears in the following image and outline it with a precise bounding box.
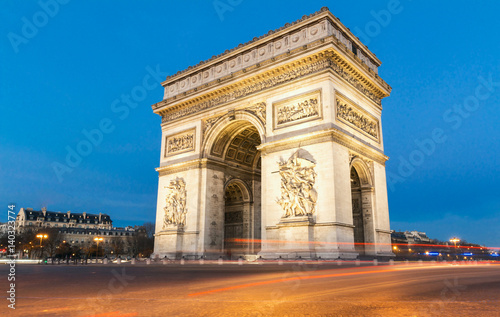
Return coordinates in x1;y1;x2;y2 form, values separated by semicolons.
167;134;194;154
277;152;318;217
277;98;319;125
336;100;378;138
163;178;187;228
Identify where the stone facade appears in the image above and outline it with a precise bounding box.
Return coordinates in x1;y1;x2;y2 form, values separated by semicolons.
151;7;393;259
15;208;137;254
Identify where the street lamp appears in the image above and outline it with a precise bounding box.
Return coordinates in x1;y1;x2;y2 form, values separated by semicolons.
36;234;48;259
450;237;460;260
94;237;103;261
450;237;460;247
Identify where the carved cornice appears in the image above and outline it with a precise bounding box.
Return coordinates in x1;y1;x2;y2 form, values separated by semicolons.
257;128;388;165
314;222;355;228
156;158;261;177
160;7;384;92
156;48;388;125
156;159;203;176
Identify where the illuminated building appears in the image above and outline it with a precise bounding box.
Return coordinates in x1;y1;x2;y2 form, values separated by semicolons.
151;8;393;259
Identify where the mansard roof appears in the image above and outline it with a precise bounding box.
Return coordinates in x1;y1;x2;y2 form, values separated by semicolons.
21;208;112;223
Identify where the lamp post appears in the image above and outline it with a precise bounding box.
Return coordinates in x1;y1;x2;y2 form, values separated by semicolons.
36;234;48;260
94;237;103;261
450;237;460;260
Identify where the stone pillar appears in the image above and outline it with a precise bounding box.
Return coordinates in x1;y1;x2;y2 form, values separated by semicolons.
202;168;225;259
361;187;376;256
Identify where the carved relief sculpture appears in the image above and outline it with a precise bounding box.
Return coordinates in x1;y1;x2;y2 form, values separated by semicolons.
165;129;195;157
336;97;379;140
274;90;322;129
276;152;318;217
245;102;266;124
202;116;221;140
277;98;318;125
163;178;187;228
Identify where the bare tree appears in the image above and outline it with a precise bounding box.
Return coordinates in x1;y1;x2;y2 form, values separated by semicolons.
142;222;155;239
110;238;125;255
41;227;63;258
127;223;154;258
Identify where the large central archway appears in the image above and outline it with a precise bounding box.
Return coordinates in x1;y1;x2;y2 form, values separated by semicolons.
204;114;264;258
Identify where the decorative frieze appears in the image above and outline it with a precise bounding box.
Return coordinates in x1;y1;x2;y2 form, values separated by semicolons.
163;178;187;228
160;50;384;124
159;7;384;101
164;128;195;157
277;151;318;217
162;57;331;123
336;96;379;140
273;90;321;129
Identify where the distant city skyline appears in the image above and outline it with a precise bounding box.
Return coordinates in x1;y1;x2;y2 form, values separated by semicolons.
2;1;499;246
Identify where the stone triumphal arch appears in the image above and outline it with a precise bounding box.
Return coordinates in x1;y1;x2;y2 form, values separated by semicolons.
151;8;393;259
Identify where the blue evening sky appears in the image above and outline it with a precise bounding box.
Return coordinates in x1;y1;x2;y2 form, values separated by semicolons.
1;1;499;246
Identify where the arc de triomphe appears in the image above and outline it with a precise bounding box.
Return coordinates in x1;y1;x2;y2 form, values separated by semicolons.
151;7;393;259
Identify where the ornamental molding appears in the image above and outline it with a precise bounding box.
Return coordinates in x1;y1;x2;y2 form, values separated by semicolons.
276;151;318;218
201;102;265;144
159;7;387;99
245;102;266;125
273;90;321;129
164;128;196;157
157;48;387;125
202;115;223;142
336;94;379;141
257;128;388;165
163;178;187;228
349;152;374;185
223;175;252;188
156;158;261;178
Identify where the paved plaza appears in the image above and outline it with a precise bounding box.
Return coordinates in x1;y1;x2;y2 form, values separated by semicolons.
2;261;500;316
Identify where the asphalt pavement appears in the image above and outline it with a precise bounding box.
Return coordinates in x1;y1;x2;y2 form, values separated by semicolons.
1;261;499;316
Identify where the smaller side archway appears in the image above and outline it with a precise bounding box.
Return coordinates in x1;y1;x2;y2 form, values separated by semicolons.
223;179;253;258
349;157;376;256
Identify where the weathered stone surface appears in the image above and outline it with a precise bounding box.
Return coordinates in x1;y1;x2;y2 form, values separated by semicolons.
151;8;392;260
